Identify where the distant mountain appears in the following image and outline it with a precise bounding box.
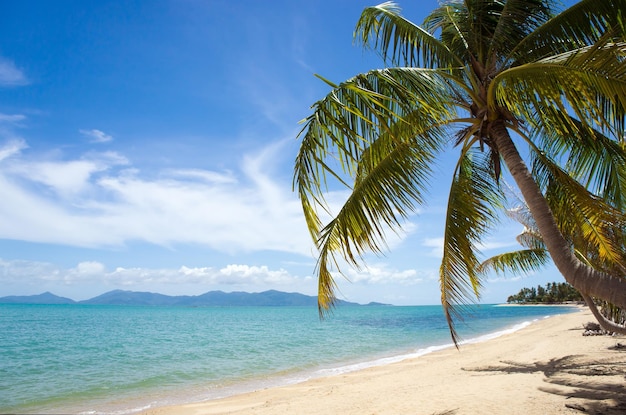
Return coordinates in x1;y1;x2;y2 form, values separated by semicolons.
0;291;76;304
81;289;360;306
82;290;185;306
0;289;377;307
190;290;324;307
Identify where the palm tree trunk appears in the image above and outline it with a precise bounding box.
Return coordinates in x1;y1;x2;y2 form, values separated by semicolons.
491;120;626;309
581;293;626;335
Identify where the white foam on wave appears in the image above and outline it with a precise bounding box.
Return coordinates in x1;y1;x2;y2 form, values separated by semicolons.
460;320;533;345
310;316;550;379
312;343;453;378
77;402;155;415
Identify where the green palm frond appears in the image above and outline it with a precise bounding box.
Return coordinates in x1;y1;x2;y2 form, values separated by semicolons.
424;0;552;66
493;40;626;134
508;0;626;65
356;2;465;70
515;227;545;250
534;116;626;208
531;149;626;268
484;185;625;285
295;67;459;239
295;68;460;314
574;228;626;276
488;0;554;63
422;2;474;62
479;249;551;275
440;148;503;344
314;124;445;312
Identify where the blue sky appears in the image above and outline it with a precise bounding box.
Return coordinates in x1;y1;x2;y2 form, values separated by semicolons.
0;0;567;304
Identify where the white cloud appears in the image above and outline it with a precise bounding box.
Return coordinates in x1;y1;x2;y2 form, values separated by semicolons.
0;258;61;283
0;138;314;254
0;113;26;124
80;129;113;143
15;160;111;196
0;139;28;162
420;235;518;262
75;261;107;275
0;58;29;87
4;150;129;198
478;239;519;251
487;275;524;283
346;264;429;285
165;168;237;184
422;237;444;257
218;264;293;284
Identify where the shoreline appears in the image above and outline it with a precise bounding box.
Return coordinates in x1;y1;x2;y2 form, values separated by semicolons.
2;303;579;415
494;302;585;307
140;306;626;415
127;307;563;414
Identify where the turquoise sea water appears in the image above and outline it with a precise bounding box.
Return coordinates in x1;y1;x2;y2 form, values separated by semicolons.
0;303;577;414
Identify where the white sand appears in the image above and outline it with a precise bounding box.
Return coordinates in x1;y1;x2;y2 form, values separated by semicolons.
141;308;626;415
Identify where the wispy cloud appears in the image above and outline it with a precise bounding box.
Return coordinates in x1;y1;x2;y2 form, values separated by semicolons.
0;114;28;146
487;274;525;283
7;151;128;197
346;264;427;285
0;139;28;162
0;113;27;124
422;237;444;257
165;168;237;184
0;137;314;255
80;129;113;143
0;58;29;87
478;238;519;251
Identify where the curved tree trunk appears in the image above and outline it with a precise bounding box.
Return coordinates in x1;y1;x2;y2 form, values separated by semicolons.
491;121;626;309
581;293;626;335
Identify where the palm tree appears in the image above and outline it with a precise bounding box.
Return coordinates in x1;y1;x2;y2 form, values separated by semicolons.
481;188;626;333
294;0;626;342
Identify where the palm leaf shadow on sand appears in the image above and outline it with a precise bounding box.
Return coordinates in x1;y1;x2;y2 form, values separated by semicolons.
463;347;626;414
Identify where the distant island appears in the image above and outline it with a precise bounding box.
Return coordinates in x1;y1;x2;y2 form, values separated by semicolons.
0;289;389;307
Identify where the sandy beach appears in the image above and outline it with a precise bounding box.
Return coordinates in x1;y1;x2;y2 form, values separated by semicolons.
141;308;626;415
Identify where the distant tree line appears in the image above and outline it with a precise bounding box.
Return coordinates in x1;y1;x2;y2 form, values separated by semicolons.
507;282;583;304
507;283;625;330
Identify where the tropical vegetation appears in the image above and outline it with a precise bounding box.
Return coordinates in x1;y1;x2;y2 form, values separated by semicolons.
294;0;626;343
481;190;626;332
506;282;583;304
